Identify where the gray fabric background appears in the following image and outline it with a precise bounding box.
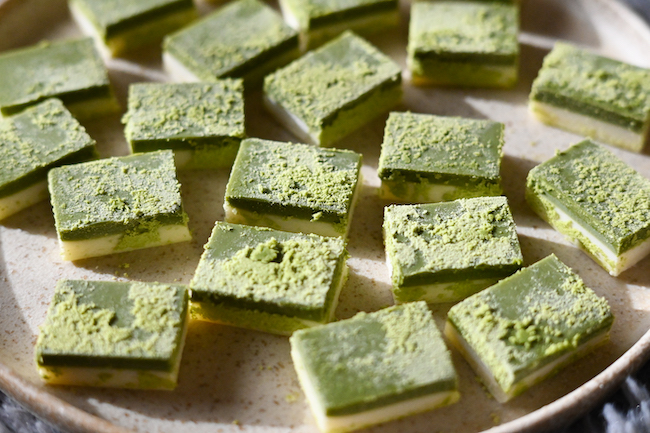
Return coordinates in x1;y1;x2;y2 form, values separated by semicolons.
1;0;650;432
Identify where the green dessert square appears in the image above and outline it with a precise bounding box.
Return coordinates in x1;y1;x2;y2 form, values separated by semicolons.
526;139;650;276
224;138;362;238
446;255;614;402
377;112;504;202
278;0;399;51
48;150;191;261
122;81;245;169
264;31;402;147
0;99;98;220
290;301;459;433
0;38;119;119
35;279;189;389
383;197;523;304
69;0;197;57
407;1;519;88
163;0;299;86
190;222;348;336
530;42;650;152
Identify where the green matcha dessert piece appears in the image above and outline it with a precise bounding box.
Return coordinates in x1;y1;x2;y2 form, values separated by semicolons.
35;279;189;389
383;197;523;304
122;81;245;169
0;99;98;220
48;150;191;261
264;31;402;147
69;0;197;57
278;0;399;51
378;112;504;202
0;38;119;119
446;254;614;402
290;301;459;433
530;42;650;152
526;139;650;276
190;222;348;336
224;138;362;238
407;1;519;88
163;0;299;86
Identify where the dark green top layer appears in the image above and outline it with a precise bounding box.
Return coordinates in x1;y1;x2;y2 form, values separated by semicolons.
0;99;97;199
281;0;397;30
225;138;362;223
447;255;613;392
190;222;347;321
36;279;188;371
0;38;111;116
527;139;650;254
408;1;519;64
530;43;650;132
384;197;523;287
48;150;188;241
264;31;402;131
163;0;298;81
71;0;194;38
290;301;457;416
378;112;504;185
123;81;245;144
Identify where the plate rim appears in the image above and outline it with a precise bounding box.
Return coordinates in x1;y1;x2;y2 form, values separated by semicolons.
1;0;650;432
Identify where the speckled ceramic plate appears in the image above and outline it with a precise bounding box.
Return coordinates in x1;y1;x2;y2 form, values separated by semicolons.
2;0;650;432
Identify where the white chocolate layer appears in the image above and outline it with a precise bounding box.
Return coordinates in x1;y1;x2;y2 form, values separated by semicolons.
59;224;191;261
163;52;202;83
0;180;48;220
537;192;650;276
445;321;610;403
263;95;319;145
530;100;647;153
292;342;459;433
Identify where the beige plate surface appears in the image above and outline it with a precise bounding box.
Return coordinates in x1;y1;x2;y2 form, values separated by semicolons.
2;0;650;432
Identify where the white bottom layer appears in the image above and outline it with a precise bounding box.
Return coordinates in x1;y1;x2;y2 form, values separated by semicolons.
537;192;650;276
445;321;609;403
0;181;48;220
292;344;459;433
38;313;189;389
263;95;319;145
163;51;202;82
392;278;500;304
529;100;647;152
59;224;192;261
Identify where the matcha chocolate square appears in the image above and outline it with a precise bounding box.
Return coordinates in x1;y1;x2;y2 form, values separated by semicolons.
407;1;519;88
378;112;504;202
190;222;348;336
264;31;402;147
35;279;189;389
0;38;119;119
163;0;299;86
383;197;523;304
278;0;399;51
0;99;98;220
48;150;191;261
69;0;197;57
123;81;245;169
224;138;362;237
526;139;650;276
290;301;459;433
446;255;614;402
529;42;650;152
